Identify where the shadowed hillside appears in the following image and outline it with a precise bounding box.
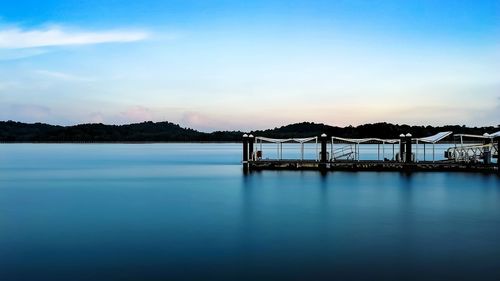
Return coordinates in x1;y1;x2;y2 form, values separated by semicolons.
0;120;497;142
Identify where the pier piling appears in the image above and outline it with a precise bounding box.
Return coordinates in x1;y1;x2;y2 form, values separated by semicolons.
248;134;255;161
496;137;500;173
399;134;405;162
483;135;492;164
320;133;328;170
242;134;249;172
405;133;413;163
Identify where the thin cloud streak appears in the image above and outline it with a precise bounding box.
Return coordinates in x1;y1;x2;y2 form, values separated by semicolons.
0;26;149;49
35;70;96;82
0;48;49;60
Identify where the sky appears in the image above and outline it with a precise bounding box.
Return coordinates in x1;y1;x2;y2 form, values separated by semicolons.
0;0;499;131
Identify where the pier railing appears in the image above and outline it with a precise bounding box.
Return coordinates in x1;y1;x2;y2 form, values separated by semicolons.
446;143;498;163
332;145;355;161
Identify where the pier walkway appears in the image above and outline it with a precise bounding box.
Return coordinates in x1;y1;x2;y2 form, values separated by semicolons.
242;132;499;174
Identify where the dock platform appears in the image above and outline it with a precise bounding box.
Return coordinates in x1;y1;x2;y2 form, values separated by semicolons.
242;132;500;174
248;159;498;173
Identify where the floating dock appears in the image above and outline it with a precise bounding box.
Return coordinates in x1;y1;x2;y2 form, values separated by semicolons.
242;132;500;174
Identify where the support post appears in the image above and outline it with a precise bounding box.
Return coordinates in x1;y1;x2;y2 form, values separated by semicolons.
416;140;418;163
320;133;328;170
382;141;385;161
359;143;361;161
433;143;435;162
248;134;255;161
424;143;426;161
483;135;492;164
357;142;360;162
242;134;249;172
496;137;500;173
315;137;318;161
399;134;405;162
277;143;279;160
405;133;412;163
331;138;334;162
301;142;304;160
392;143;395;161
280;142;283;160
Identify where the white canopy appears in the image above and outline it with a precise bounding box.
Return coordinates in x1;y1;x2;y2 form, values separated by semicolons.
417;131;453;144
331;136;399;144
255;136;317;143
255;136;319;160
455;131;500;139
487;131;500;138
454;134;489;139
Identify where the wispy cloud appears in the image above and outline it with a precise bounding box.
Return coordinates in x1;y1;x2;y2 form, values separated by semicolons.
0;48;49;60
35;70;95;82
0;26;149;49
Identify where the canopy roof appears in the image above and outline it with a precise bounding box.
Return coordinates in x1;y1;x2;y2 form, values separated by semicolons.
417;131;453;144
488;131;500;138
455;131;500;139
331;136;399;144
255;136;317;143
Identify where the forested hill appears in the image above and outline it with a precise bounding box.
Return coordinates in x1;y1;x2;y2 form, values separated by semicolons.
0;121;242;142
0;121;498;142
252;122;499;139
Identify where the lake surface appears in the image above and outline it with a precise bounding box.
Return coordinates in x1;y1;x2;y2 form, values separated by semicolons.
1;144;499;281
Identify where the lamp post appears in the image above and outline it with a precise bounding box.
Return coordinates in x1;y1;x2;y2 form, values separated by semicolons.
248;134;255;161
405;133;412;163
399;134;405;162
242;134;249;172
320;133;328;170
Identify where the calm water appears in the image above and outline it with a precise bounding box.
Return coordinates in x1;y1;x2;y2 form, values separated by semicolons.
1;144;499;281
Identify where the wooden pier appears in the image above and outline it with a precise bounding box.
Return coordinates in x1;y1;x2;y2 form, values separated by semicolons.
242;133;500;174
248;159;498;173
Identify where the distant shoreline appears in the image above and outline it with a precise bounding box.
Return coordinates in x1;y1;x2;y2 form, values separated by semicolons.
1;120;498;143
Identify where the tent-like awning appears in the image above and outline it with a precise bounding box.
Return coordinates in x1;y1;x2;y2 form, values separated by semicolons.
331;136;400;162
254;136;319;160
454;134;489;139
255;136;317;143
417;131;453;144
454;131;500;140
486;131;500;138
415;131;453;163
331;136;399;144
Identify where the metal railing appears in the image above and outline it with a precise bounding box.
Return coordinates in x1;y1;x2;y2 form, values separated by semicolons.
332;144;355;160
446;143;498;163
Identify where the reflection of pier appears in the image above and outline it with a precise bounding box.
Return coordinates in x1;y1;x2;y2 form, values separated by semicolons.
242;131;499;174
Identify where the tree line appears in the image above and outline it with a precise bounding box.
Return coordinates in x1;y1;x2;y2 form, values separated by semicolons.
0;120;497;142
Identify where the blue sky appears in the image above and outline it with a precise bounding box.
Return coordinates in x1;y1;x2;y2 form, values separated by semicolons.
0;0;499;131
